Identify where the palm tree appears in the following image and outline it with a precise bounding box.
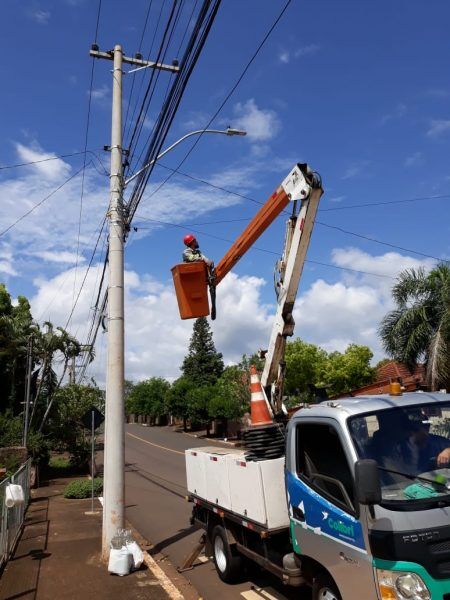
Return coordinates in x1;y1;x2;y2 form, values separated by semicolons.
379;263;450;391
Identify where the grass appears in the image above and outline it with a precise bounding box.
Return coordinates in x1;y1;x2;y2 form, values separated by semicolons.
63;478;103;499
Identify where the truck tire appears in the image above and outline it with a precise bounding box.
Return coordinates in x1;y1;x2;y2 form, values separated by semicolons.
312;572;341;600
211;525;243;583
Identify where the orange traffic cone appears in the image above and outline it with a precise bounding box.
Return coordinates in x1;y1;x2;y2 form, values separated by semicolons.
250;365;273;426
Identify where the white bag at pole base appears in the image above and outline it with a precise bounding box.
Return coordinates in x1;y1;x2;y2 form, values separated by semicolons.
126;541;144;570
5;484;25;508
108;547;132;576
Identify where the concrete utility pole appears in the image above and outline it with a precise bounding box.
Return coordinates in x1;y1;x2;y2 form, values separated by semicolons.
90;44;179;559
90;44;245;560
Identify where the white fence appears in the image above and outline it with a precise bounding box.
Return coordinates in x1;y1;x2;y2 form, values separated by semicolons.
0;459;32;570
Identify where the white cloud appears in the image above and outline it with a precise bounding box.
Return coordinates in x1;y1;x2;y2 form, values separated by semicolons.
14;142;71;181
28;9;51;24
278;44;320;64
91;85;109;101
328;195;345;203
28;247;437;385
278;51;290;64
35;251;86;264
29;267;273;384
341;160;371;180
404;151;424;167
181;111;209;130
294;44;320;58
427;119;450;137
231;99;281;142
294;248;435;359
380;103;407;125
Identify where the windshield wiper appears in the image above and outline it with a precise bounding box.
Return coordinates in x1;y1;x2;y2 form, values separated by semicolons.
378;466;450;491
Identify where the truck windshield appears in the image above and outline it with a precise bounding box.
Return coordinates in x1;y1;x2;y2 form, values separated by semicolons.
348;402;450;505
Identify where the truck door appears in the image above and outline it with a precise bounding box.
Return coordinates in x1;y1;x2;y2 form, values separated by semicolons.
287;419;376;599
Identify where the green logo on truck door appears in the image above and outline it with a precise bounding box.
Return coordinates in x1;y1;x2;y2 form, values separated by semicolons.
328;518;355;538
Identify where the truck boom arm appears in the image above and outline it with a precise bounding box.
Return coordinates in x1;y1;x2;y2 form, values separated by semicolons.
261;170;323;412
214;164;313;285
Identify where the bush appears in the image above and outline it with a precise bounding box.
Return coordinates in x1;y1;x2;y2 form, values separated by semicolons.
63;478;103;499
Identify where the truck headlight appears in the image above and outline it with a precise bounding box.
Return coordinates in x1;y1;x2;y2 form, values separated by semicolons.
376;569;430;600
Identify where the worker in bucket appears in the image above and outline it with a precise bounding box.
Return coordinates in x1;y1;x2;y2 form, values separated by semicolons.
182;234;213;267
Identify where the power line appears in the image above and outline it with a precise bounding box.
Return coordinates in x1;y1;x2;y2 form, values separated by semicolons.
65;217;107;330
0;163;89;238
0;150;108;172
153;161;450;213
316;221;447;263
132;216;394;279
141;0;292;205
74;2;102;309
126;0;224;223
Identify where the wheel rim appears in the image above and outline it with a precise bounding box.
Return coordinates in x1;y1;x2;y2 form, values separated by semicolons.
317;587;338;600
214;535;227;573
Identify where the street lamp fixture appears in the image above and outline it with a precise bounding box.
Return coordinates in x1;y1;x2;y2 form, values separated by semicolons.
124;127;247;187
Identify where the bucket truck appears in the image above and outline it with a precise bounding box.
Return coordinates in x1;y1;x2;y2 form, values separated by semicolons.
178;164;450;600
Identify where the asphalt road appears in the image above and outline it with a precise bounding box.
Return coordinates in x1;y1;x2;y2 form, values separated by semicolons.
125;424;311;600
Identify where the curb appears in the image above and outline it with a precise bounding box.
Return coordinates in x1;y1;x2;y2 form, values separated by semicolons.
127;519;200;600
142;551;184;600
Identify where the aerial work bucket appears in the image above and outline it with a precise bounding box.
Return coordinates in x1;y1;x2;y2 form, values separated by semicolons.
171;262;210;319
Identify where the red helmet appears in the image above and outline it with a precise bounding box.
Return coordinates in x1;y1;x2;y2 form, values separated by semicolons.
183;233;196;246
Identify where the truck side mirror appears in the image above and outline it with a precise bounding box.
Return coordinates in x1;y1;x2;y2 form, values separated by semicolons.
355;459;381;506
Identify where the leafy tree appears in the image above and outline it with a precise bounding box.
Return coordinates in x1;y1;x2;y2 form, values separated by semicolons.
187;386;214;432
285;339;328;397
182;317;224;386
165;377;194;431
379;264;450;390
126;377;170;421
208;367;248;435
324;345;375;395
375;358;391;371
285;338;375;400
45;384;104;466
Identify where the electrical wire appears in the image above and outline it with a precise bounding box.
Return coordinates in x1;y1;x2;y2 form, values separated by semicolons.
65;217;107;330
152;162;450;213
315;221;448;263
0;163;89;238
132;216;394;279
126;0;223;224
140;0;292;206
72;0;103;310
123;0;154;139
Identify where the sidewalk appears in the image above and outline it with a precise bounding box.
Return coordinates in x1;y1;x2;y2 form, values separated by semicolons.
0;477;181;600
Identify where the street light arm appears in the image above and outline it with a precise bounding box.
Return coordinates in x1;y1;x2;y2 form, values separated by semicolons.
124;128;246;187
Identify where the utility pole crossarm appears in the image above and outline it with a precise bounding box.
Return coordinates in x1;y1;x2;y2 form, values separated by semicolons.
89;49;180;73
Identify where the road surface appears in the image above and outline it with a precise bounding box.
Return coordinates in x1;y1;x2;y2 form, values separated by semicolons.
125;423;311;600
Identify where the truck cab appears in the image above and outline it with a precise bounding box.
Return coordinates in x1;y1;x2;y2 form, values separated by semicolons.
286;391;450;599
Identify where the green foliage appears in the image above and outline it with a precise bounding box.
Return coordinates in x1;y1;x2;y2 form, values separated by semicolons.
126;377;170;417
0;411;23;446
187;385;213;426
285;340;328;397
182;317;224;386
208;366;248;420
285;339;375;399
48;456;71;472
27;431;50;467
63;478;103;499
166;377;194;422
379;264;450;390
45;384;104;467
324;345;375;395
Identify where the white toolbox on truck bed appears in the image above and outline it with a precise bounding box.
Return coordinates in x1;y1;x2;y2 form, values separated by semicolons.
185;447;289;530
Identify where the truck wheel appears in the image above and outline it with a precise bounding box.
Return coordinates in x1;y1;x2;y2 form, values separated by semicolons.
211;525;243;583
312;573;341;600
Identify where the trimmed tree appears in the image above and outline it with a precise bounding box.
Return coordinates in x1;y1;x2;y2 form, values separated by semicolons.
182;317;224;386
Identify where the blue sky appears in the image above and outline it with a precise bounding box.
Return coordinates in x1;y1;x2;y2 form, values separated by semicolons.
1;0;449;381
